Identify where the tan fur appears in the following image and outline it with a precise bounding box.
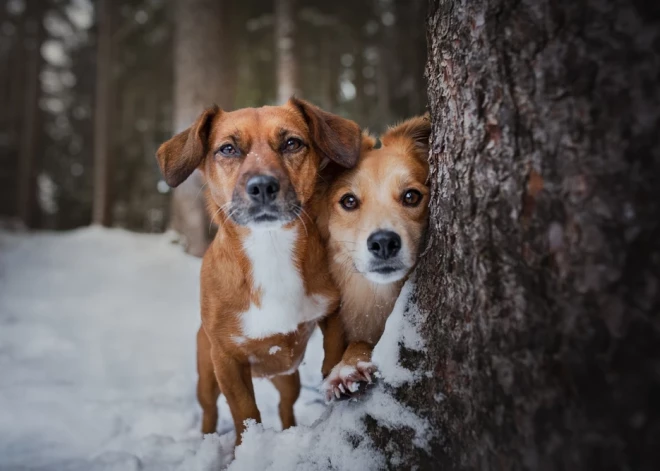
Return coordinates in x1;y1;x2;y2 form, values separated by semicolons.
156;98;360;443
320;115;431;395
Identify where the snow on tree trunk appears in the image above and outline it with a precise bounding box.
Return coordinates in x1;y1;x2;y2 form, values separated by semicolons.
366;0;660;469
275;0;298;104
170;0;232;257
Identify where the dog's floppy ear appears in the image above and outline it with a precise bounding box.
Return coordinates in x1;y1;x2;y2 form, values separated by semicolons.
156;106;219;187
288;97;361;169
380;113;431;160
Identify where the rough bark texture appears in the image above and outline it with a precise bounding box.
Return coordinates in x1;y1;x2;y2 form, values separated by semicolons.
275;0;298;104
92;0;113;227
170;0;232;257
375;1;660;469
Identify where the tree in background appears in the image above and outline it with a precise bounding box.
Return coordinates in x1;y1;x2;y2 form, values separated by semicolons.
91;0;113;226
17;0;46;228
366;0;660;469
169;0;234;257
275;0;298;104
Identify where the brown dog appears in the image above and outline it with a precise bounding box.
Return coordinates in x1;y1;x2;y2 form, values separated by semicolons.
155;99;360;444
317;115;431;398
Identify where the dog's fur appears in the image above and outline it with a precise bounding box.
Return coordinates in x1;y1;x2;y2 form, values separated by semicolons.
156;98;360;443
317;115;432;398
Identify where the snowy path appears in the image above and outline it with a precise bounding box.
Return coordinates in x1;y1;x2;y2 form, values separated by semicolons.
0;228;326;471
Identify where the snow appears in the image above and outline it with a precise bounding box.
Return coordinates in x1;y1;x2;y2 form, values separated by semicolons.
268;346;282;355
372;281;426;387
0;228;431;470
220;280;432;470
0;228;325;470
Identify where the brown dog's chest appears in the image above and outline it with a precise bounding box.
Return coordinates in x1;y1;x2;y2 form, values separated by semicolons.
201;224;338;378
231;321;316;377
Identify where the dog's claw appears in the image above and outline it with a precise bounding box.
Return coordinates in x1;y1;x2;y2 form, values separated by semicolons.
323;360;379;401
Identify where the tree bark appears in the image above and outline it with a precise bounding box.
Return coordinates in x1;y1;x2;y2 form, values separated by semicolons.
275;0;298;104
17;0;45;227
373;1;660;469
92;0;113;226
170;0;232;257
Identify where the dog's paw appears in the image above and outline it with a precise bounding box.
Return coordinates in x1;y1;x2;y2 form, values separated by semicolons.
321;360;377;402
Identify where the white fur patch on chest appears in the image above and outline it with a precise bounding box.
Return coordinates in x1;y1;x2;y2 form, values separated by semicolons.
239;227;330;339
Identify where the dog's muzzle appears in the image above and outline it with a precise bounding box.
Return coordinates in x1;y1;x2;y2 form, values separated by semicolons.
229;174;299;228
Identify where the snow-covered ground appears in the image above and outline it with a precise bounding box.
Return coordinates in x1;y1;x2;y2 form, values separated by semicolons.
0;228;429;471
0;228;327;470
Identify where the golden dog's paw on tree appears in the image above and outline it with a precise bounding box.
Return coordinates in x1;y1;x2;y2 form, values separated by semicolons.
361;0;660;469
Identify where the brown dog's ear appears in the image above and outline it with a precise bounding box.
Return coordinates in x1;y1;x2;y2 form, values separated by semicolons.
380;113;431;159
288;97;361;168
156;106;219;187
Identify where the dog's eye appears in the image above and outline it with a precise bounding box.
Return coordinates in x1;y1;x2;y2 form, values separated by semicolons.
283;137;303;152
217;144;239;157
402;189;422;207
339;193;359;211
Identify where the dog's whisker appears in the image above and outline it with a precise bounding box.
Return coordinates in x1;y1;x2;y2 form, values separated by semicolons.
296;205;314;224
195;181;209;202
212;202;235;228
289;204;309;238
209;206;225;233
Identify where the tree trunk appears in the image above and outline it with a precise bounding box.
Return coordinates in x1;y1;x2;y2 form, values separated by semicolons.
374;1;660;469
274;0;297;104
92;0;113;226
17;0;45;227
170;0;232;257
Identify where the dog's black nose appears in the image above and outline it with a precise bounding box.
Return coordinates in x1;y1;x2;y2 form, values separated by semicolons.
367;230;401;260
246;175;280;204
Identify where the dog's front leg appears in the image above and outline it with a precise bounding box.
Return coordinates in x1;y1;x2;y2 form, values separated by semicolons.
319;311;346;379
212;352;261;445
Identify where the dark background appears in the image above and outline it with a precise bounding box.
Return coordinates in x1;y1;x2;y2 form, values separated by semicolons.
0;0;427;234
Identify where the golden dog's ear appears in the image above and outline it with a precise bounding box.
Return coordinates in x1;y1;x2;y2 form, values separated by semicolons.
381;113;431;159
361;131;377;153
156;106;219;187
288;97;361;168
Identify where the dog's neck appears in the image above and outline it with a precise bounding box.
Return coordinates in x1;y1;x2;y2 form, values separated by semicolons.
329;249;404;344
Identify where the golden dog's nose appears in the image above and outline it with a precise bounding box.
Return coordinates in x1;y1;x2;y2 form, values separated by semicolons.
367;230;401;260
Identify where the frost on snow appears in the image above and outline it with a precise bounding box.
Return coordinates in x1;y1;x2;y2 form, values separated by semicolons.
0;229;431;470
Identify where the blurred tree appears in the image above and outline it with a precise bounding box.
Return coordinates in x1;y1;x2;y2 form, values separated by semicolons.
17;0;47;227
40;0;96;230
275;0;298;104
368;0;660;469
92;0;113;226
0;1;25;219
170;0;234;257
1;0;428;231
111;0;173;233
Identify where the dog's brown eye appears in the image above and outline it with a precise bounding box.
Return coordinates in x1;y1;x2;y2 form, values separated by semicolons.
339;193;359;211
402;189;422;207
217;144;239;157
283;137;303;152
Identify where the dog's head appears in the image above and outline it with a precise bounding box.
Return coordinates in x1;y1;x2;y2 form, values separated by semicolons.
156;98;361;230
325;115;431;284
